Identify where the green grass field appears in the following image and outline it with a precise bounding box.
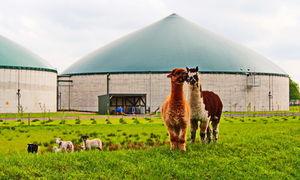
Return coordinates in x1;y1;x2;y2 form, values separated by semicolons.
0;114;299;179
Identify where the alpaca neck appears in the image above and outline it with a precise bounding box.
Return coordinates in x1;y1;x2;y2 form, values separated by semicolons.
170;83;184;101
188;84;204;107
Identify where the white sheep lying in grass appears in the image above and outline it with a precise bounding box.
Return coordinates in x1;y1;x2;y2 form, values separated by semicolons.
55;138;74;152
82;136;103;150
53;146;61;153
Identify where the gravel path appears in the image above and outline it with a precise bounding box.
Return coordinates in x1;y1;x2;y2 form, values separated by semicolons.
0;113;299;121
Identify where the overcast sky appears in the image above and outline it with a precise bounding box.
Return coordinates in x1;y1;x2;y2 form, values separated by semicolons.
0;0;299;83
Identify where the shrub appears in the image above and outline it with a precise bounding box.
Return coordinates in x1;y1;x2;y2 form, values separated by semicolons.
18;129;28;133
141;132;147;136
107;133;116;137
133;119;140;124
119;118;127;124
49;140;55;144
146;138;154;146
105;119;112;124
59;120;66;124
75;118;81;124
89;132;98;137
45;119;53;123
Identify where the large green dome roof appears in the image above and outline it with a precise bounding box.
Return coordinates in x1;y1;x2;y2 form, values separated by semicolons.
0;35;56;72
62;14;287;76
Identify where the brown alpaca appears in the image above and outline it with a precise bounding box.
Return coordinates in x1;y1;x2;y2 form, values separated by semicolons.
162;68;190;152
186;67;223;143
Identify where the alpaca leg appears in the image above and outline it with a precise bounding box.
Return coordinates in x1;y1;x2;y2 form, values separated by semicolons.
200;120;209;143
206;122;212;143
168;128;178;150
190;119;198;143
212;121;219;142
178;125;188;152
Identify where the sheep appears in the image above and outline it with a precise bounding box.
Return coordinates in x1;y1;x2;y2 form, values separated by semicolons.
81;136;103;150
27;144;38;153
55;138;74;152
53;146;61;153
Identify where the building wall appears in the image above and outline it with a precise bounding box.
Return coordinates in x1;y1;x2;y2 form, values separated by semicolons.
58;73;289;113
0;69;57;113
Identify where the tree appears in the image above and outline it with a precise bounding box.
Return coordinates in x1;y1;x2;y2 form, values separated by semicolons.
289;78;300;100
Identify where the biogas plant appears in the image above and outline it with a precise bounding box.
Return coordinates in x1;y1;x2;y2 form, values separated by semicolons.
1;14;289;113
0;36;57;113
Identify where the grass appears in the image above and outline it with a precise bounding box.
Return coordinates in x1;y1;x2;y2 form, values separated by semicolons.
0;112;112;119
223;106;300;115
0;114;299;179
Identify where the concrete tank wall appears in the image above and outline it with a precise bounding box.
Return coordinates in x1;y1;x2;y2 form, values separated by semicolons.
58;73;289;113
0;69;57;113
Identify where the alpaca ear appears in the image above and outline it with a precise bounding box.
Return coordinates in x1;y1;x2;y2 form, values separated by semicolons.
196;66;199;72
186;67;189;71
167;69;175;78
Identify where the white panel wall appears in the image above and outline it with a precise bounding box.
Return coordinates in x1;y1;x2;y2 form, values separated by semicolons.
0;69;57;113
58;73;289;113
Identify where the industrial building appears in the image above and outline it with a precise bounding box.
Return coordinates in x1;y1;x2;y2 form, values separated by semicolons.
58;14;289;113
0;35;57;113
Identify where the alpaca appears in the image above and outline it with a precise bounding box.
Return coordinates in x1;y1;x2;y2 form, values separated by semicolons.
55;138;74;152
81;136;103;150
186;67;223;143
162;68;190;152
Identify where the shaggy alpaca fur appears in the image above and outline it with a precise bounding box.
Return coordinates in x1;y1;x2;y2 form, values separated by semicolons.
55;138;74;152
201;91;223;142
81;136;103;150
186;67;223;143
162;68;190;152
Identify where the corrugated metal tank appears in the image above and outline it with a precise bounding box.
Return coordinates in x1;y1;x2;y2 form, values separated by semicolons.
59;14;289;113
0;35;57;113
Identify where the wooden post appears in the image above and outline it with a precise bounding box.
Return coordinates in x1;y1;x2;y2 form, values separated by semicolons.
28;114;30;126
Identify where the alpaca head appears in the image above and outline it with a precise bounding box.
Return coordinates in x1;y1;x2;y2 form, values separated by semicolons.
186;66;200;87
167;68;188;84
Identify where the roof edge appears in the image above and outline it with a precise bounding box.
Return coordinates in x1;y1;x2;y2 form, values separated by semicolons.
59;71;289;77
0;65;57;73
